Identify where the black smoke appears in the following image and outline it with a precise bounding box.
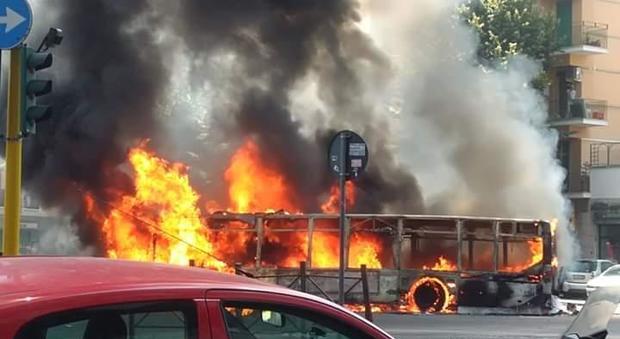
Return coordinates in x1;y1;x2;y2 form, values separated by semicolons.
20;0;168;251
18;0;424;251
174;0;424;212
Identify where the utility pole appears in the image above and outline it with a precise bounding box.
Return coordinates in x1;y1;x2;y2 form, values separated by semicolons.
2;48;23;256
337;131;348;305
328;130;369;305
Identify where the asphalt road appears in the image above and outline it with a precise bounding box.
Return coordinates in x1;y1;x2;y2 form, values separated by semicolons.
374;314;620;339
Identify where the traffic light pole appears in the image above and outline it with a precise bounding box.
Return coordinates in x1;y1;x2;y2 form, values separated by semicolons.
3;48;24;256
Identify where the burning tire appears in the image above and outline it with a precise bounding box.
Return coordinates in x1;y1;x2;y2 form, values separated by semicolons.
406;276;453;313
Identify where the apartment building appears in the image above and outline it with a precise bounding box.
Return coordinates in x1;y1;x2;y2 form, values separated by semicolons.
0;164;70;254
540;0;620;259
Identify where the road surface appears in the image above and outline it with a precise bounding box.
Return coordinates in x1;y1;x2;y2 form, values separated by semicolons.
374;314;620;339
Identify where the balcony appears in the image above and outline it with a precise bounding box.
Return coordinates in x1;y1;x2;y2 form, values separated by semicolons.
548;98;608;127
591;143;620;168
565;172;591;199
558;22;609;55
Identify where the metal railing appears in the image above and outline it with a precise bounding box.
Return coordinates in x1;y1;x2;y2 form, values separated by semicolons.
563;98;608;121
234;261;375;322
591;143;620;168
564;170;590;194
569;21;609;49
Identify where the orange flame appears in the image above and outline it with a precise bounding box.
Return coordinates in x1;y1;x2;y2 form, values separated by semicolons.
404;276;456;313
310;232;383;269
93;141;384;272
92;145;227;270
423;256;457;271
225;139;297;213
321;181;356;213
348;233;382;269
500;238;543;273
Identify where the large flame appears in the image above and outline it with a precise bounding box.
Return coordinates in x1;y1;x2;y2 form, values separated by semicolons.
226;139;297;213
92;141;384;271
91;146;227;270
349;233;382;269
309;232;382;269
90;139;545;311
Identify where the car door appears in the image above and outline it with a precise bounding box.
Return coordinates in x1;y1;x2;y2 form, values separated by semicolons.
205;289;392;339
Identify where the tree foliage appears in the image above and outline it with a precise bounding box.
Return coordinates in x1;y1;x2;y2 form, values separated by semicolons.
459;0;558;70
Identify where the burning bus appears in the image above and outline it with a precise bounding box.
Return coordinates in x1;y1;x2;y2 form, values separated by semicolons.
86;143;556;315
207;212;555;314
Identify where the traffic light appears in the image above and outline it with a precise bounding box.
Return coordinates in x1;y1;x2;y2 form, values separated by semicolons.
20;46;53;136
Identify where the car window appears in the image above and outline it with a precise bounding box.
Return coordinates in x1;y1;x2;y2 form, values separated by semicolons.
603;267;620;276
601;262;615;272
222;302;373;339
15;301;198;339
569;260;596;272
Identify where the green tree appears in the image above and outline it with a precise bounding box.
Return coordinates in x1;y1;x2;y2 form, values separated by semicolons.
459;0;559;89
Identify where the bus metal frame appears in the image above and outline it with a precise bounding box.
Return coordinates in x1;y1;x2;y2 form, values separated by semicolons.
208;213;554;314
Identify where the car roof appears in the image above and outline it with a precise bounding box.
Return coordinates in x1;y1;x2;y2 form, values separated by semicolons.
0;256;288;305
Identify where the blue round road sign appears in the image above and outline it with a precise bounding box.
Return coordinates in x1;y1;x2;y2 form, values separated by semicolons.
0;0;32;50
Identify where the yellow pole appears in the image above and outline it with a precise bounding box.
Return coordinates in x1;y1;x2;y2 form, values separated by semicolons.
3;48;23;256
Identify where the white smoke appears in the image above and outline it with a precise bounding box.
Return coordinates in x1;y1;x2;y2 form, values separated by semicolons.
358;0;577;263
35;217;95;256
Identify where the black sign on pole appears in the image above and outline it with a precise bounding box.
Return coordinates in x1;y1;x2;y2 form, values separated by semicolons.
327;130;368;305
328;130;369;180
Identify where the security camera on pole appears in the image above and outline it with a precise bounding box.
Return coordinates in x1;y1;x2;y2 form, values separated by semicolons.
328;130;369;305
0;0;62;255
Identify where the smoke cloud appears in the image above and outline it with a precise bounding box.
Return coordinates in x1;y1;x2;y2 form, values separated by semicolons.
358;0;575;262
170;0;424;212
21;0;168;252
23;0;424;252
21;0;574;262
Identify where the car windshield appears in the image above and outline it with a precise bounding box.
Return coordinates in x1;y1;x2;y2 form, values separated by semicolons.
569;261;597;272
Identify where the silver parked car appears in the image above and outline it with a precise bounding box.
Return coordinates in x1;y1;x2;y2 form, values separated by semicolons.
561;259;616;297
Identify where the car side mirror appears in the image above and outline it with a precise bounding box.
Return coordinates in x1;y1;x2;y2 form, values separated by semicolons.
261;310;285;327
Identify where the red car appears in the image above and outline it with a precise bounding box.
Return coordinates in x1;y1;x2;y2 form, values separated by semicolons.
0;257;392;339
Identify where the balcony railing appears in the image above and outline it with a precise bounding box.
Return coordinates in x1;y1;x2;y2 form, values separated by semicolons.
549;98;608;127
565;173;591;197
559;21;609;54
591;143;620;168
